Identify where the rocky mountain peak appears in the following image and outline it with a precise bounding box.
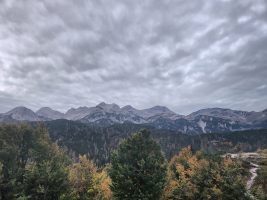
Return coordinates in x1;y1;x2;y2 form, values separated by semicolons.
187;107;248;122
96;102;120;112
121;105;136;112
4;106;40;121
149;106;174;113
36;107;64;120
1;104;267;134
64;106;92;120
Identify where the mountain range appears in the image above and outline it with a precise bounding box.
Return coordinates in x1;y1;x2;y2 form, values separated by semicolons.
0;103;267;134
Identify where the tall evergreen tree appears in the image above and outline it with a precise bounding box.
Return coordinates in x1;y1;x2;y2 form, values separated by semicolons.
0;124;70;200
109;129;167;200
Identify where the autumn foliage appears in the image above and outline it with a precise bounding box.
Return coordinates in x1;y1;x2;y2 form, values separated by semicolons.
0;124;257;200
162;146;251;200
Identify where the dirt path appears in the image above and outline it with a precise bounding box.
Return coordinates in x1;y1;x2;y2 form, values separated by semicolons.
247;162;259;190
224;153;260;190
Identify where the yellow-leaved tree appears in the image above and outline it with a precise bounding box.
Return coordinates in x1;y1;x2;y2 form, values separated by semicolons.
63;155;112;200
162;146;251;200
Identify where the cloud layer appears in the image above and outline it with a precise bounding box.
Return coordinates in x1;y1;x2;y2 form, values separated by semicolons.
0;0;267;114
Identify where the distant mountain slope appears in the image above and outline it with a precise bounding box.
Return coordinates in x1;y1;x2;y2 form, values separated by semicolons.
0;106;41;122
122;105;181;119
64;106;92;120
36;107;64;120
1;104;267;134
187;108;248;122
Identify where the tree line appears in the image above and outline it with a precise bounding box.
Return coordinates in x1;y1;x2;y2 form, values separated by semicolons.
0;124;265;199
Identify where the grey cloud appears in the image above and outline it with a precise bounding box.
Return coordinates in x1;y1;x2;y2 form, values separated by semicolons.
0;0;266;114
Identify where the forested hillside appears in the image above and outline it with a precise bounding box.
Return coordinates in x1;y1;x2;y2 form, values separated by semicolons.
2;124;266;199
42;119;267;165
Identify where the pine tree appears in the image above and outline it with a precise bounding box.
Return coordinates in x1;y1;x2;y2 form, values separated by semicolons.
109;129;167;200
0;124;70;200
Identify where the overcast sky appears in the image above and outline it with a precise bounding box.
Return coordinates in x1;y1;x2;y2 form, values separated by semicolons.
0;0;267;114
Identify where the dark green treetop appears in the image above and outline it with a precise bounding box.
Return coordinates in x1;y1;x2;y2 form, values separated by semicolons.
109;129;167;200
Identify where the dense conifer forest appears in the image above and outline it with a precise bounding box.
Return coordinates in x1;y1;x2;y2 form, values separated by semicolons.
43;119;267;165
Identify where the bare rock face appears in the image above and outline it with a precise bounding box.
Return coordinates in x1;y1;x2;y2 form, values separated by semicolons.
36;107;64;120
64;107;92;120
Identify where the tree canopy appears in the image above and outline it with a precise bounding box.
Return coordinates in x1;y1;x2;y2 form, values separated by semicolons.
109;129;167;200
1;124;265;200
163;146;251;200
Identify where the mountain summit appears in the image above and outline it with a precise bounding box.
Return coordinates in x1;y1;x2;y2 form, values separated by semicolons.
2;106;40;121
36;107;64;120
0;104;266;134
